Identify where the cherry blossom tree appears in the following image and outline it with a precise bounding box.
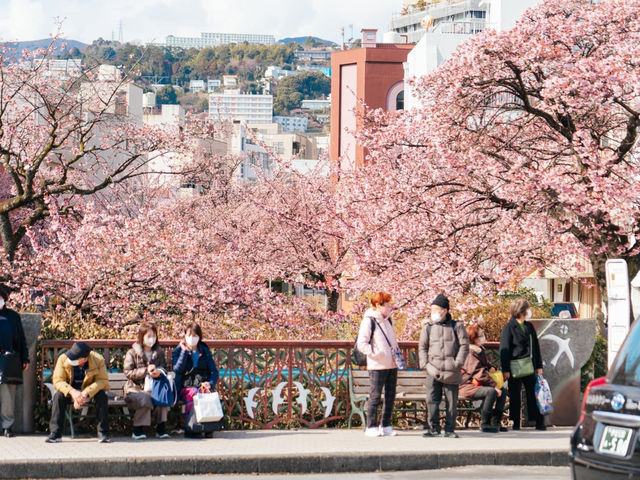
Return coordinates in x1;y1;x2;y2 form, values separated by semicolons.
0;39;184;263
347;0;640;310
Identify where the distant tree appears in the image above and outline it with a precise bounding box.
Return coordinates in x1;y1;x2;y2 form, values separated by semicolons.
273;71;330;115
156;85;178;105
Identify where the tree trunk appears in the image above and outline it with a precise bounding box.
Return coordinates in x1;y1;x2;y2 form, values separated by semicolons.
326;289;340;313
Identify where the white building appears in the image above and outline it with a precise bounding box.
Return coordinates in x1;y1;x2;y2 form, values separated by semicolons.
209;90;273;124
223;75;238;87
265;66;299;80
207;79;221;92
391;0;488;45
166;32;275;48
301;98;331;111
273;115;308;133
403;0;539;109
189;79;206;92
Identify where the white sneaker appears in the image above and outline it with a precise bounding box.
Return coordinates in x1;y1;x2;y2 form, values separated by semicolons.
364;427;381;437
131;432;147;440
380;426;397;436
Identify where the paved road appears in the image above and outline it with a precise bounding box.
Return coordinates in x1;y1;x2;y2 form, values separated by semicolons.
68;466;571;480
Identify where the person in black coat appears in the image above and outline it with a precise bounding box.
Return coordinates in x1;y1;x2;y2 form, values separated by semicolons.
0;285;29;437
172;322;219;438
500;298;545;431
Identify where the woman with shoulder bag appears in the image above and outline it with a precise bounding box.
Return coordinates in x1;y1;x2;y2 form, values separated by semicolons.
355;292;403;438
172;322;219;438
499;299;545;431
123;322;170;440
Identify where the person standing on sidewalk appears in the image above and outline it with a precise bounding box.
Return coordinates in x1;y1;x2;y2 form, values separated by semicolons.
46;342;111;443
0;285;29;438
419;293;469;438
459;323;507;433
356;292;400;437
500;298;546;431
123;322;170;440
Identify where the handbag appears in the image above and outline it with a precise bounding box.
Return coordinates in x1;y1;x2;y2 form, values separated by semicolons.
0;351;22;384
535;374;554;416
193;386;223;423
509;334;534;379
151;369;177;407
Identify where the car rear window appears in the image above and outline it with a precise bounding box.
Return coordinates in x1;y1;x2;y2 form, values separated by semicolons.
610;321;640;387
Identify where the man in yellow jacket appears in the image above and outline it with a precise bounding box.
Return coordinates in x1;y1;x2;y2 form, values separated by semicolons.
46;342;111;443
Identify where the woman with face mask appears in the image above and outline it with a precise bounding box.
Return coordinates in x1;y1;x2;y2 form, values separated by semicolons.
172;322;219;438
499;299;545;431
123;322;170;440
459;324;507;433
355;292;401;437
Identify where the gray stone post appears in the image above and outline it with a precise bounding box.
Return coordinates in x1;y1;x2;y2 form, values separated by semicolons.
12;313;42;433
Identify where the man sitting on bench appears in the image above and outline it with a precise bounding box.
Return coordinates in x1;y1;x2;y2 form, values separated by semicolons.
46;342;111;443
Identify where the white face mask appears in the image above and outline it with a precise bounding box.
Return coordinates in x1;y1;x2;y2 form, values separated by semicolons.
430;312;442;324
0;299;6;309
67;359;80;366
526;309;533;320
186;335;199;347
143;336;156;348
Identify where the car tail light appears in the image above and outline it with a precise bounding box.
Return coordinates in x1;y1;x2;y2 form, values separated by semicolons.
579;377;607;422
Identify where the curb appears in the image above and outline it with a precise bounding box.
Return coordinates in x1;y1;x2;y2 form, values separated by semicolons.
0;450;569;478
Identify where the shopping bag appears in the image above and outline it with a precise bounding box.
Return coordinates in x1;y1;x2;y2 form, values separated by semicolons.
144;375;153;393
193;388;223;423
489;370;504;389
535;374;554;416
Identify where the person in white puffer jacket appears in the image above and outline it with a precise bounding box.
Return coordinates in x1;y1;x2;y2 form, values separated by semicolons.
356;292;401;437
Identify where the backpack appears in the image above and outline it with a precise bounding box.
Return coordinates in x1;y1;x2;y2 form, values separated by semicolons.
352;317;376;367
151;368;178;407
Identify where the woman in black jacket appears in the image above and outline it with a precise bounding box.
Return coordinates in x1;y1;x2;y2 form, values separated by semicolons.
499;298;545;431
0;286;29;438
172;322;219;438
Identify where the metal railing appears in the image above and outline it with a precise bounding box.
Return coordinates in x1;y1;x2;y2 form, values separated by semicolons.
41;339;500;429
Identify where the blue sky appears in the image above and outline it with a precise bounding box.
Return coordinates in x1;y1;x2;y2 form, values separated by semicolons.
0;0;396;45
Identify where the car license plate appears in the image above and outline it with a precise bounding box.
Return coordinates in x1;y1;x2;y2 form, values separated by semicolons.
598;425;634;457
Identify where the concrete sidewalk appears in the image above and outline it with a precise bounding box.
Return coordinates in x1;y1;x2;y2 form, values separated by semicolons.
0;428;572;478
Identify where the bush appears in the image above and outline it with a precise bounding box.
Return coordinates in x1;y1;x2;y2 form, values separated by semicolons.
581;334;608;391
453;288;553;342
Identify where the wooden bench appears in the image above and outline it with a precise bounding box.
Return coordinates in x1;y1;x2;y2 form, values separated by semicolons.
348;369;483;430
44;372;130;438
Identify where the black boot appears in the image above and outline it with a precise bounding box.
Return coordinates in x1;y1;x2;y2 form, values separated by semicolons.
480;415;498;433
2;428;15;438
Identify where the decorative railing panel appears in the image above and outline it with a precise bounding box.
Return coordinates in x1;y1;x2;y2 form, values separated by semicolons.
41;339;500;429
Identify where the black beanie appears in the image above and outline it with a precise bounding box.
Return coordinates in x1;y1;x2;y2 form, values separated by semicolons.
432;293;450;311
66;342;92;361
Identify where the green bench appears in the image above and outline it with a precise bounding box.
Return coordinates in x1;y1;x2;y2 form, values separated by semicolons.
348;369;484;429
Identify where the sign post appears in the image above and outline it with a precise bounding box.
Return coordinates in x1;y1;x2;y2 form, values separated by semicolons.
605;259;631;368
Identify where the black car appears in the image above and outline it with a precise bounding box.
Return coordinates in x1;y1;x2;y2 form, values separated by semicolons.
570;319;640;479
